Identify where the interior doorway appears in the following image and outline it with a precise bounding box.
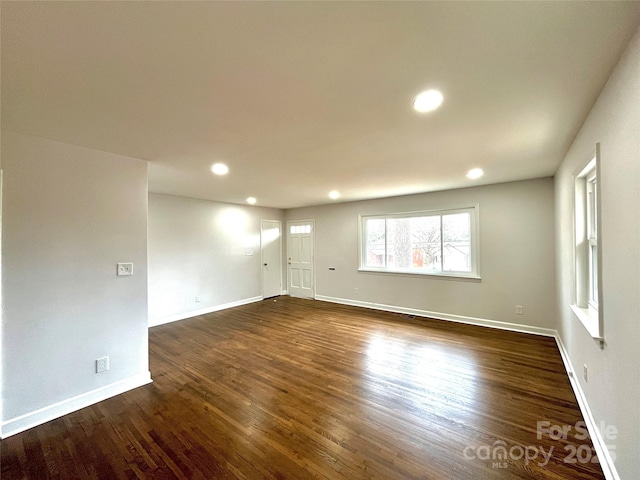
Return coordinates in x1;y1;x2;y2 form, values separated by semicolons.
260;220;282;299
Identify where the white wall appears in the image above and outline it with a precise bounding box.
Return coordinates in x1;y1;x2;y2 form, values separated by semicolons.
555;26;640;480
148;193;284;326
1;131;151;437
286;177;556;332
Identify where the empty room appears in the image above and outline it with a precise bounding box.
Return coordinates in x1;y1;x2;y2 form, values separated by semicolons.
1;2;639;479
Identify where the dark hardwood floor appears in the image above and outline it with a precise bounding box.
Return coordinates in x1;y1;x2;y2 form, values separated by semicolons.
2;297;604;479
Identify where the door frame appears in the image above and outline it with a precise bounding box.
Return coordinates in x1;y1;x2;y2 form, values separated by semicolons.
260;219;283;299
286;219;316;299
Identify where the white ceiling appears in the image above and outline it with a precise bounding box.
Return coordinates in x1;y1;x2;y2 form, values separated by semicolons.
2;2;639;209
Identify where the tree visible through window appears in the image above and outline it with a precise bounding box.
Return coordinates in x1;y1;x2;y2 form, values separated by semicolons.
361;207;478;277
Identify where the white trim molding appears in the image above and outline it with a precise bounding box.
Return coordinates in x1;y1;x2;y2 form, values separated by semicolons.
314;295;556;337
1;371;152;439
149;296;263;327
554;335;619;480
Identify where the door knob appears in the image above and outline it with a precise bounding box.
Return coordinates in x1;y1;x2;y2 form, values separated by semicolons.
264;263;268;266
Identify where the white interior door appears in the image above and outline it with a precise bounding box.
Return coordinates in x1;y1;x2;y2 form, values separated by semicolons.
287;220;314;299
261;220;282;299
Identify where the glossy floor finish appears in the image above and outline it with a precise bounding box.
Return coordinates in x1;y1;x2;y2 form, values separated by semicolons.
2;297;604;479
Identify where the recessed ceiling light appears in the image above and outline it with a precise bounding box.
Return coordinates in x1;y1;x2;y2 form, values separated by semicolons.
211;163;229;175
329;190;340;200
413;89;444;113
246;197;257;205
467;168;484;179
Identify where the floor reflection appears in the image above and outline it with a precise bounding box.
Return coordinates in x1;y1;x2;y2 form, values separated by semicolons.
364;332;479;416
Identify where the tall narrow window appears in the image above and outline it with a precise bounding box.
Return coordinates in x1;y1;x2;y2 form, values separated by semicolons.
586;171;598;309
572;146;602;343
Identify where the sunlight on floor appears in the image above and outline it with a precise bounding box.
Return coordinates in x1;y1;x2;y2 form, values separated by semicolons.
365;333;479;413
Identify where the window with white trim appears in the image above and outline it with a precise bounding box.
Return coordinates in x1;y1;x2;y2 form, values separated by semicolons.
359;206;479;278
586;170;598;309
571;149;602;343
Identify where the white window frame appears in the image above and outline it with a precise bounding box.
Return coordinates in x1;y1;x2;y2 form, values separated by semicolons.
358;205;480;279
571;145;603;345
586;170;598;310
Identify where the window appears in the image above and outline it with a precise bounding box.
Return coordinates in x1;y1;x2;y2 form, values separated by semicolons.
571;148;602;343
290;224;311;234
360;206;479;278
586;170;598;309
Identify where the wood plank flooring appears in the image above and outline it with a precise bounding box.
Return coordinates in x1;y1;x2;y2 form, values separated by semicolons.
1;297;604;479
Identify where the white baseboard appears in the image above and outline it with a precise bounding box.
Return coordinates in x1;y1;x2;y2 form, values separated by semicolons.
1;371;152;439
149;296;263;327
314;295;557;337
554;335;619;480
314;294;618;479
2;296;262;438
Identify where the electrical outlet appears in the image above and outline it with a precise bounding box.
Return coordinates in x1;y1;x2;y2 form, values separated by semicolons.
96;356;110;373
117;263;133;276
583;364;588;382
354;287;358;295
515;305;523;315
195;295;201;302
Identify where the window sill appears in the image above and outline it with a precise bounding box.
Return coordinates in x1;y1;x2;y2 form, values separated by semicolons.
358;268;481;281
570;304;603;341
